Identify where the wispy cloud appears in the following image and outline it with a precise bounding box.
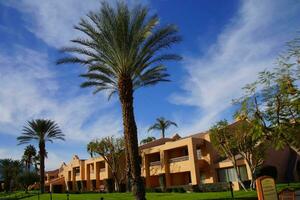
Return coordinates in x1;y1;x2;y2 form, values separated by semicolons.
5;0;100;48
4;0;148;48
0;46;122;142
171;0;300;134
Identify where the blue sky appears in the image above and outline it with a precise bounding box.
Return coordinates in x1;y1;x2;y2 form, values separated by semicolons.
0;0;299;170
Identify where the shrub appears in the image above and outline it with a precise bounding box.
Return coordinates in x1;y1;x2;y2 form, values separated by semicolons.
104;178;114;193
198;182;230;192
191;185;200;192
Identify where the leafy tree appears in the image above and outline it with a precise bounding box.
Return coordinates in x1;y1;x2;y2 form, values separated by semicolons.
148;117;178;138
227;120;267;188
57;2;181;199
17;119;65;193
210;120;247;190
22;145;37;171
88;136;125;192
140;136;156;144
18;171;39;193
234;36;300;155
0;159;23;192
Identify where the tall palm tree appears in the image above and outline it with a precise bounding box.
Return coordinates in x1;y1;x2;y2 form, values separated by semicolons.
57;2;181;199
17;119;64;193
148;117;178;138
22;145;37;171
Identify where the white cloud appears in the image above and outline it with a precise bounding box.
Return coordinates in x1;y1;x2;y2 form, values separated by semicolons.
0;46;121;142
4;0;100;48
4;0;148;48
172;0;300;134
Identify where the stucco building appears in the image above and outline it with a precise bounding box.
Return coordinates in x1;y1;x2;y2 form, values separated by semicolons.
45;122;300;192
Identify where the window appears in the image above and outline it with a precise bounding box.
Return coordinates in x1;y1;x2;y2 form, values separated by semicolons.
217;165;248;182
197;149;202;159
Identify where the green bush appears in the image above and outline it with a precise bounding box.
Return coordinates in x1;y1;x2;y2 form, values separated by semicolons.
171;187;186;193
198;182;230;192
104;178;114;193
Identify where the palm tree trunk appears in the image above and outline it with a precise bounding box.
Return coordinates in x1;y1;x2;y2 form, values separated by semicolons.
125;142;132;192
39;142;45;194
118;76;146;200
161;129;165;138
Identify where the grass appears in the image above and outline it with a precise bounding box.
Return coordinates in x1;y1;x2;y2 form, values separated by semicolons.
1;183;299;200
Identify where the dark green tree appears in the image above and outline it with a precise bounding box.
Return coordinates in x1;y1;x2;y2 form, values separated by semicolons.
17;119;65;193
18;171;39;193
140;136;156;144
148;117;178;138
57;2;181;199
0;159;23;192
21;145;37;171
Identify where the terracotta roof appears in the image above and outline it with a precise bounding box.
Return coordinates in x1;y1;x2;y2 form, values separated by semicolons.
139;138;174;150
46;169;59;174
45;177;64;186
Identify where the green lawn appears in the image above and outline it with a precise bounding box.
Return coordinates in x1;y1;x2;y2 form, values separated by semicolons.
1;183;299;200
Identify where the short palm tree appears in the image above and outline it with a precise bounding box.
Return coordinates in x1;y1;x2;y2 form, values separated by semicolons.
87;141;97;158
140;136;156;144
57;2;181;199
148;117;178;138
22;145;37;171
17;119;64;193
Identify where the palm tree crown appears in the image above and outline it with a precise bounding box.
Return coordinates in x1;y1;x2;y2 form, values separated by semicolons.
57;1;181;98
17;119;64;145
148;117;178;138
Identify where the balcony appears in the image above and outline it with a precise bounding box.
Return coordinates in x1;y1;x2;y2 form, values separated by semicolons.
99;168;105;172
149;161;161;166
169;155;189;163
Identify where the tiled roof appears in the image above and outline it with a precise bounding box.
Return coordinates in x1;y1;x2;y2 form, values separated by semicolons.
46;169;59;174
139;138;174;150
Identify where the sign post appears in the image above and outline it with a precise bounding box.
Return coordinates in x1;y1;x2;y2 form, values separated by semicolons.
256;176;278;200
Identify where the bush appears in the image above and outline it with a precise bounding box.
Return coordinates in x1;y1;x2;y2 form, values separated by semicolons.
191;185;200;192
165;188;173;193
198;182;230;192
104;178;114;193
256;166;278;180
171;187;186;193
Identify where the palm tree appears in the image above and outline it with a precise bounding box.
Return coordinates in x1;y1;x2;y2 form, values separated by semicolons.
57;2;181;199
148;117;178;138
87;141;97;158
22;145;37;171
140;136;156;145
17;119;64;193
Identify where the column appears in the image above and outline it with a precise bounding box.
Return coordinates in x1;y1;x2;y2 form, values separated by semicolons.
188;140;200;185
161;150;171;187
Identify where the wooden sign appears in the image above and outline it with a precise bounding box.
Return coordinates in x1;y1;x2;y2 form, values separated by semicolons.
256;176;278;200
278;189;295;200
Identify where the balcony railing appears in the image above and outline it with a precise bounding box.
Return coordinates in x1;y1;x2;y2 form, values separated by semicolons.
75;172;80;176
169;155;189;163
99;168;106;172
149;161;161;166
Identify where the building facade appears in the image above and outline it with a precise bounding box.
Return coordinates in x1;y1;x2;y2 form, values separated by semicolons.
45;123;300;192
